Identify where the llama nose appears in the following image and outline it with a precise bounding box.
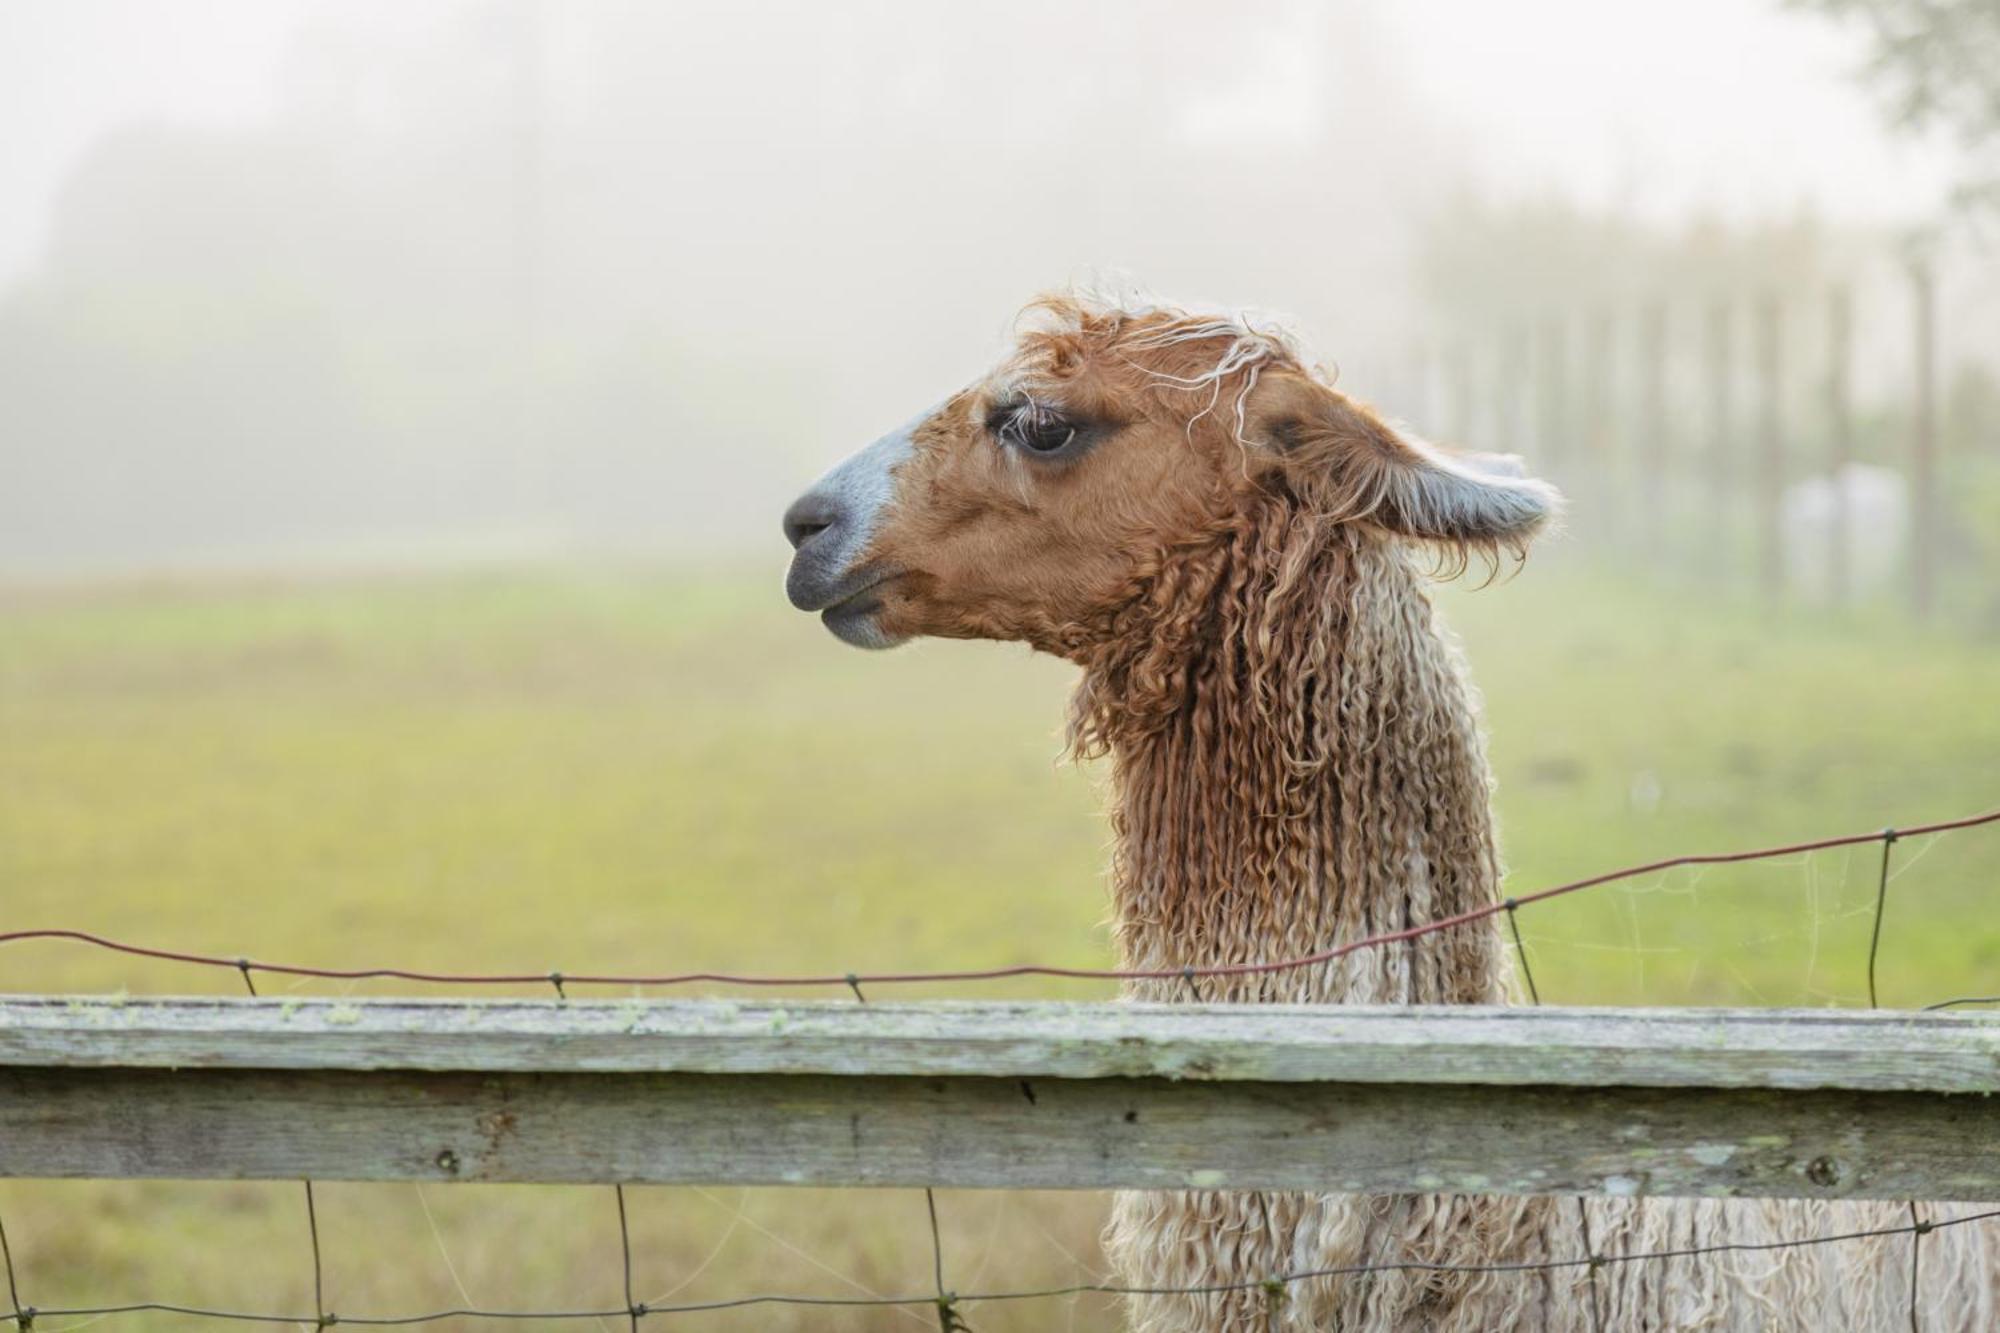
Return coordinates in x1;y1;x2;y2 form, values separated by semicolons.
783;491;844;552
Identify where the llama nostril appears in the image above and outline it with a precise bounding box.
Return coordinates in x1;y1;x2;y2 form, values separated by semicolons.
783;494;842;551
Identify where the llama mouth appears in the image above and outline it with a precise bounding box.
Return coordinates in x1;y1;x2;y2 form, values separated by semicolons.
788;561;893;612
820;576;907;650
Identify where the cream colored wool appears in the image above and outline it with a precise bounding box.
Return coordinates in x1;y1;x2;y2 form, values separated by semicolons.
1071;501;1997;1331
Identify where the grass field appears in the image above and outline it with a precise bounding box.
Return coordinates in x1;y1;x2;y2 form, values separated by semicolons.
2;554;1996;1329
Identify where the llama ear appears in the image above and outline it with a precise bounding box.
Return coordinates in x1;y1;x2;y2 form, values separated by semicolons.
1248;372;1561;551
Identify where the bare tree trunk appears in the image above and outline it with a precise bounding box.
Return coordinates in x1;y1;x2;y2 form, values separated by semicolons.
1706;301;1735;577
1406;342;1434;439
1538;313;1569;471
1640;301;1668;560
1826;287;1853;607
1756;294;1785;607
1585;307;1616;543
1909;262;1938;619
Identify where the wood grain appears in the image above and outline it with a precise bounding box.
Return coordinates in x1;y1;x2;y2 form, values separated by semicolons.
2;1066;1993;1199
3;999;1993;1198
2;997;1994;1090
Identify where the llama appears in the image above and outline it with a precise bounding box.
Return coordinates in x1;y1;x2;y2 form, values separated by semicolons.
781;293;1996;1331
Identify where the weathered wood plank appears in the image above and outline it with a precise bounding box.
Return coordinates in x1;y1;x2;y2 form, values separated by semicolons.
3;1066;1994;1200
4;1000;1993;1198
2;997;1994;1092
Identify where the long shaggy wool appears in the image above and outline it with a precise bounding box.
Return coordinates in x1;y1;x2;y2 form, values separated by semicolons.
1070;497;1997;1331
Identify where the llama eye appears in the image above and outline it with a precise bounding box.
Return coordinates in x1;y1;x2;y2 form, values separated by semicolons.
1000;402;1078;455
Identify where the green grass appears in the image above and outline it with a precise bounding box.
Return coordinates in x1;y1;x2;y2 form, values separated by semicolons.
1;557;1995;1329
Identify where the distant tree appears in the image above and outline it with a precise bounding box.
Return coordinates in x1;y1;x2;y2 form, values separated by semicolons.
1794;0;2000;210
1413;196;1832;331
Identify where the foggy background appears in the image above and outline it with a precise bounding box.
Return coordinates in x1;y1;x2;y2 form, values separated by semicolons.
6;7;2000;1326
3;0;1993;579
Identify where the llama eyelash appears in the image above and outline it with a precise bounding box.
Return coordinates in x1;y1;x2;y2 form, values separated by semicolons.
988;397;1089;461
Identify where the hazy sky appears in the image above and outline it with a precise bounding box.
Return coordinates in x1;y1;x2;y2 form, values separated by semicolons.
1388;0;1957;224
0;0;1959;290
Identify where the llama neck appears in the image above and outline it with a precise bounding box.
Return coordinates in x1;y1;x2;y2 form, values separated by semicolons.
1078;519;1509;1005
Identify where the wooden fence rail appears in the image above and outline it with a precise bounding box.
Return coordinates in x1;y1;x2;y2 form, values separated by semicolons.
2;997;1995;1201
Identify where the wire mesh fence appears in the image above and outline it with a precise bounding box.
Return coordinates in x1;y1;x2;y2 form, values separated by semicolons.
1;805;1996;1329
1373;249;2000;628
4;1206;1998;1329
2;808;1995;996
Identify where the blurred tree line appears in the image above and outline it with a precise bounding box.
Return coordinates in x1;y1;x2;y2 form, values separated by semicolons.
1793;0;2000;212
0;1;1431;573
1398;2;2000;616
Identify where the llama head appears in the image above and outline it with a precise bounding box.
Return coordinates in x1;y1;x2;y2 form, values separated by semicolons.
783;293;1560;654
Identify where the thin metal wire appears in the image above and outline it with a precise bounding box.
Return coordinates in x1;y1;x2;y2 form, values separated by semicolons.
0;1209;1991;1328
925;1189;966;1332
1504;899;1541;1005
306;1181;328;1328
616;1185;642;1330
958;1207;2000;1302
0;1208;26;1331
1260;1275;1286;1333
1862;828;1930;1332
1574;1198;1605;1333
0;805;1992;993
1513;905;1595;1332
1922;995;2000;1011
246;950;332;1328
1867;829;1899;1009
239;951;333;1328
1907;1201;1926;1333
0;807;1991;1329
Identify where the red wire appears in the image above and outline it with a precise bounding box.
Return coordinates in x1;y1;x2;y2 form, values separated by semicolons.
2;807;1994;991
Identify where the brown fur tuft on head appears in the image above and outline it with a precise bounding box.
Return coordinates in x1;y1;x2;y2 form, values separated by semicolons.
816;290;1562;660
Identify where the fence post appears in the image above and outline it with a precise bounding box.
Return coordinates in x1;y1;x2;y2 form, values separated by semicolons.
1640;301;1668;558
1448;341;1475;447
1826;287;1854;607
1496;323;1528;457
1909;261;1938;618
1537;313;1568;470
1706;301;1735;575
1584;307;1616;540
1756;294;1785;606
1407;341;1434;438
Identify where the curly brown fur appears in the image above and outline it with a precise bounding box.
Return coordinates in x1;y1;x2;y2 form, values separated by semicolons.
1076;494;1994;1331
784;291;1998;1330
